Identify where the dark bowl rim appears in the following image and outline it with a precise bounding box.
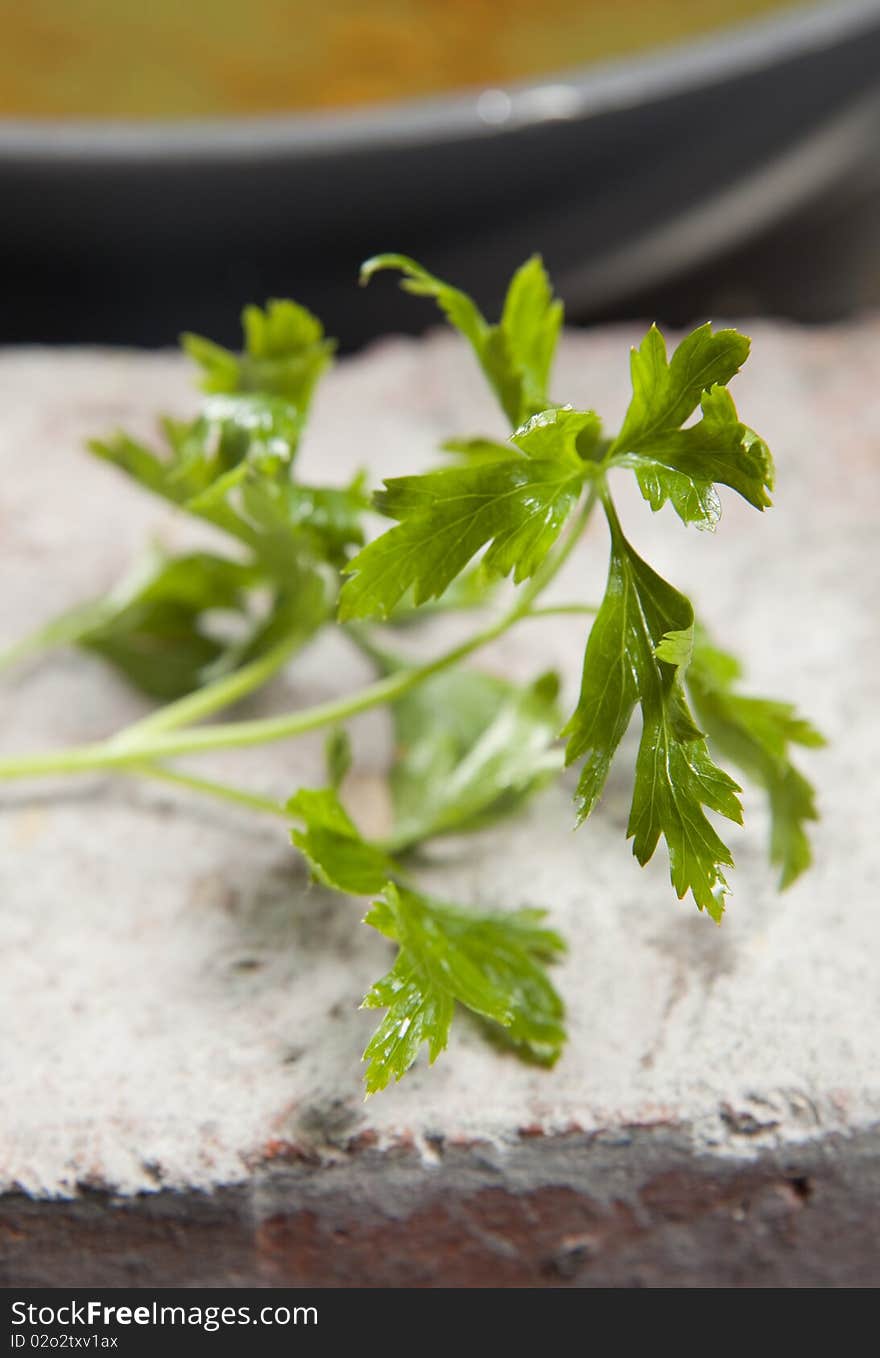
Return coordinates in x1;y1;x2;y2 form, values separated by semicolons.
0;0;878;165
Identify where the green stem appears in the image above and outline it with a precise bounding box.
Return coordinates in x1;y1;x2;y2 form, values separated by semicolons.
0;488;599;784
341;623;403;677
111;630;307;746
0;598;110;676
526;603;599;618
0;631;54;677
131;763;288;819
0;628;505;778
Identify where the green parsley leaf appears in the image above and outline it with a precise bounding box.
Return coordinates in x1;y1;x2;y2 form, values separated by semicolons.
3;541;330;701
287;786;397;895
686;628;824;889
85;346;348;698
362;883;565;1092
613;322;750;449
174;393;304;489
183;298;335;413
440;435;517;464
496;254;565;424
92;393;303;516
91;322;363;651
390;669;563;848
206;565;332;680
385;561;500;625
607;323;772;529
75;548;256;700
237;473;368;573
288;665;561;864
360;253;562;427
339;424;586;620
563;504;742;918
92;300;338;585
511;405;604;463
611;388;773;530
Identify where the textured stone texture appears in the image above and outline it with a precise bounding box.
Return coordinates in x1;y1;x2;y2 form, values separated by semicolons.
0;323;878;1286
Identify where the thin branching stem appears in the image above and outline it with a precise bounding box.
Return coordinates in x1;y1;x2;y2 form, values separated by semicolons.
0;489;599;787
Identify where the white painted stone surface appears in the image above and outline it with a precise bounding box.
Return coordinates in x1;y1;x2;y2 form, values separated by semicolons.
0;325;877;1201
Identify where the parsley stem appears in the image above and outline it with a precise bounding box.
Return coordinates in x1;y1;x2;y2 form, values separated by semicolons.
15;627;512;769
0;597;111;676
0;489;599;784
110;630;309;746
0;632;52;676
0;637;497;778
129;763;289;818
526;603;599;618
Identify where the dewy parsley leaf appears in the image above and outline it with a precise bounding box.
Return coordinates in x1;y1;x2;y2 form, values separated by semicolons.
563;500;742;919
183;298;335;410
686;628;824;889
440;435;518;465
360;253;562;427
289;668;563;862
613;321;750;448
236;473;368;574
90;392;304;525
362;884;566;1093
47;303;349;701
607;323;773;529
339;413;588;620
287;786;397;895
390;668;563;848
286;759;566;1091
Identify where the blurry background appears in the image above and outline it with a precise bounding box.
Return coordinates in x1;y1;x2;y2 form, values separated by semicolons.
1;0;879;349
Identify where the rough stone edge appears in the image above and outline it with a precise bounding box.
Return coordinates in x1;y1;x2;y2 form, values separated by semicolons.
2;1121;878;1287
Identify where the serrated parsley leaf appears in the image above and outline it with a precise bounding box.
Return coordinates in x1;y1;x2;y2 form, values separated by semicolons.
90;309;362;651
511;405;604;463
607;323;772;529
237;473;367;573
339;461;584;621
496;254;565;424
613;322;750;450
183;298;335;413
390;668;563;848
175;393;305;489
85;372;341;697
440;435;517;464
92;393;304;516
362;883;565;1092
386;561;500;624
611;386;774;530
360;253;562;427
686;629;824;889
563;504;742;918
92;302;339;596
287;787;397;895
285;774;567;1090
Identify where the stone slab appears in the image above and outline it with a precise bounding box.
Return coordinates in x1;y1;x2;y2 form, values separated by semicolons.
0;321;878;1286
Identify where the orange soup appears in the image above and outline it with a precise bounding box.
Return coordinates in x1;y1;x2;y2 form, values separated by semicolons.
0;0;799;119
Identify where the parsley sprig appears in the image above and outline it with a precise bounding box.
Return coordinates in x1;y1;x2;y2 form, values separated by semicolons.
0;256;823;1091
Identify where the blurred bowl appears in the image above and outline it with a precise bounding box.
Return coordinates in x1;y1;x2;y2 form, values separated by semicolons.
1;0;880;346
